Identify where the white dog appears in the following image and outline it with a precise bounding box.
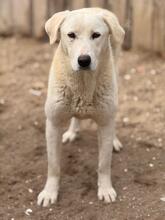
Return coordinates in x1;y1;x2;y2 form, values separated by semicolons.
37;8;125;207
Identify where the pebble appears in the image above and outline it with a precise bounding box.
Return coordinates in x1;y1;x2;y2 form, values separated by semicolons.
158;138;162;143
150;69;156;75
160;197;165;202
133;96;138;101
124;168;128;173
29;89;42;96
123;117;129;123
124;74;131;80
89;201;93;205
149;163;154;168
34;121;39;126
25;208;33;216
123;186;127;191
0;98;5;105
28;188;33;193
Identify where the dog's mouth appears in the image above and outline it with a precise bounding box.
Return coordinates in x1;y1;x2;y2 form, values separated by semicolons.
78;66;91;71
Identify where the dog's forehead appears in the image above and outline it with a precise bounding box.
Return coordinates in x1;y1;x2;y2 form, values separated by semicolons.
61;12;108;33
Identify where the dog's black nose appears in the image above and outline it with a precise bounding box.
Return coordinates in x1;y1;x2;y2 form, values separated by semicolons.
78;55;91;68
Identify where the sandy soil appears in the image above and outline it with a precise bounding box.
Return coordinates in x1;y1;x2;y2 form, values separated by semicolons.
0;37;165;220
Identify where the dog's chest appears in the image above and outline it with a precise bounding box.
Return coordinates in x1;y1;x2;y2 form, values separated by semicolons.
63;82;112;119
71;94;95;118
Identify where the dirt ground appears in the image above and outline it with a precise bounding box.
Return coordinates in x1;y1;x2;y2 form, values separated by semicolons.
0;37;165;220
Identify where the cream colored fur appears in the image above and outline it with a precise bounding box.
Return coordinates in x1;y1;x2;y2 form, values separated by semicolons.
37;8;125;207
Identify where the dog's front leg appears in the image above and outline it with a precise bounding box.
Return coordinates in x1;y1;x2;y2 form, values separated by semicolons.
97;117;117;203
37;119;63;207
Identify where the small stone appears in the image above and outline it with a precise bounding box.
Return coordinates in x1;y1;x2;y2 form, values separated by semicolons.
0;98;5;105
89;201;93;205
150;69;156;75
149;163;154;168
124;168;128;173
34;121;39;126
25;208;33;216
152;157;156;161
29;89;42;96
158;138;162;143
123;117;129;123
160;197;165;202
133;96;138;101
124;74;131;80
28;188;33;193
49;208;53;212
37;175;42;179
123;186;127;191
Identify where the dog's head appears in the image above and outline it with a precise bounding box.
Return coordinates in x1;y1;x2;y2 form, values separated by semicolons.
45;8;125;72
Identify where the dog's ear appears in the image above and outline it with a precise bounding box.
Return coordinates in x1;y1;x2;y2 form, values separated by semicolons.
45;10;69;45
101;10;125;47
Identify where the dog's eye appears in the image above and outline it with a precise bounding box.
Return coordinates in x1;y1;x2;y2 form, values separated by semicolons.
92;32;101;39
67;32;76;39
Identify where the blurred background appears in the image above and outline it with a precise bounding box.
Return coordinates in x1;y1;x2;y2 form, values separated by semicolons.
0;0;165;55
0;1;165;220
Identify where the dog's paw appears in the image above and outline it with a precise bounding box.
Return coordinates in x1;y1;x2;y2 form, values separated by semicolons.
62;130;79;144
113;137;123;152
37;189;58;207
98;186;117;203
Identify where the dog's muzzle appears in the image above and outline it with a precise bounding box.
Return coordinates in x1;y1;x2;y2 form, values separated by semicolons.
78;55;91;69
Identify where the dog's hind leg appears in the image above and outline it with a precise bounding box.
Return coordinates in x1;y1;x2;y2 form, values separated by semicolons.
62;117;80;143
113;135;123;152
